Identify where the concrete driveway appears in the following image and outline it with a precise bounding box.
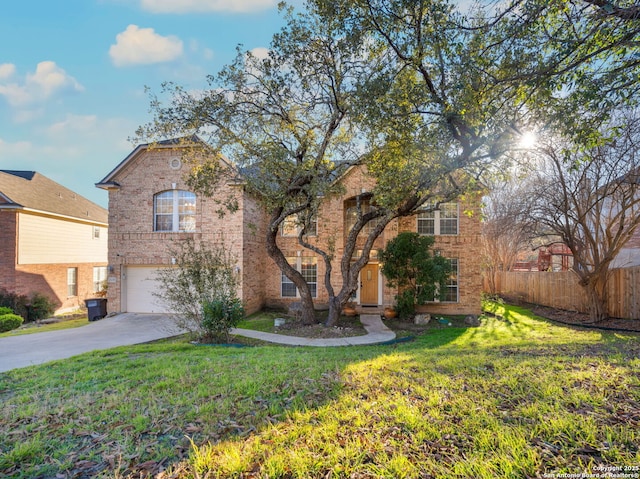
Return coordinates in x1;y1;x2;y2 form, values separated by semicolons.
0;313;187;373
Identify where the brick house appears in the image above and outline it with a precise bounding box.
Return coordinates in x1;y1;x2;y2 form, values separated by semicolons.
0;170;108;314
97;140;483;316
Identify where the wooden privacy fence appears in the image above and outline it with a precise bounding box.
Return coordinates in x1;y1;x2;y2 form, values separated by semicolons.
487;267;640;319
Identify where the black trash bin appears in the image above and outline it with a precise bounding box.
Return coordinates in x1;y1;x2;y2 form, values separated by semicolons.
85;298;107;321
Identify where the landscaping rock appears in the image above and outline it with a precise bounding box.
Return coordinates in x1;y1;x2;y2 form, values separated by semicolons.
464;315;481;326
414;313;431;325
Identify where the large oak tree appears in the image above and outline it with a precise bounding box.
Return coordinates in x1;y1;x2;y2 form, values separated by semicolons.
137;0;638;325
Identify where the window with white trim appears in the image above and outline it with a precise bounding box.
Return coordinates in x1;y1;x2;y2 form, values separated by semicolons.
67;267;78;297
442;258;459;302
93;266;107;293
154;190;196;232
422;258;459;303
417;203;459;235
281;214;317;237
281;256;317;298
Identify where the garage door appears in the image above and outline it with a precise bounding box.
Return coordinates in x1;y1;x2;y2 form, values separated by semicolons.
125;266;172;313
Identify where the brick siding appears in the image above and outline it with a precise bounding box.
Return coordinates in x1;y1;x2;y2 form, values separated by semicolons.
107;149;483;317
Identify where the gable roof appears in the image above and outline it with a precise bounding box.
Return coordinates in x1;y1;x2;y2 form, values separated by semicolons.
0;170;108;225
96;135;232;190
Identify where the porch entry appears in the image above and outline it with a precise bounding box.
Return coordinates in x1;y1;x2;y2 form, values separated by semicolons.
359;263;379;306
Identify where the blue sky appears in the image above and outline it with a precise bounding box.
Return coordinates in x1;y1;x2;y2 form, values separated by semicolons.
0;0;293;207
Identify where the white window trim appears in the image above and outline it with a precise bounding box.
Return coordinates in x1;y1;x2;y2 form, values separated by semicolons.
281;256;318;298
93;266;108;293
67;267;78;297
417;203;459;236
154;190;196;233
425;258;459;303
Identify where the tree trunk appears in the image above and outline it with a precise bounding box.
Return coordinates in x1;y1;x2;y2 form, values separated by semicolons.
265;219;317;325
296;286;317;325
325;296;343;327
583;274;609;323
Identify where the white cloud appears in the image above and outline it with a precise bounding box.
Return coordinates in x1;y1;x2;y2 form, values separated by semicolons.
202;47;214;61
0;138;34;156
13;108;45;124
139;0;277;14
249;47;270;60
47;114;99;136
0;61;84;108
0;63;16;80
28;61;85;98
109;24;184;67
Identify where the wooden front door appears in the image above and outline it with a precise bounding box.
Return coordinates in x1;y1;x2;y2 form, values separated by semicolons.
360;263;379;305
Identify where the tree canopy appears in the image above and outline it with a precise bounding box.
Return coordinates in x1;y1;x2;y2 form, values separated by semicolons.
137;0;639;325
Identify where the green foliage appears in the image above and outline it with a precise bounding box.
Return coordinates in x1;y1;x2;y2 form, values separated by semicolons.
155;238;242;340
380;232;452;318
0;288;28;320
28;293;55;321
1;303;639;478
0;290;55;322
201;297;245;343
0;313;23;333
0;306;13;316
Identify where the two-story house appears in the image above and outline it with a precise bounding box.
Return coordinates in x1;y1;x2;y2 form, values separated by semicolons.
97;139;482;317
0;170;108;314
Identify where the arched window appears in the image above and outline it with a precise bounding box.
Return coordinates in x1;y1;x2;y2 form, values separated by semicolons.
154;190;196;232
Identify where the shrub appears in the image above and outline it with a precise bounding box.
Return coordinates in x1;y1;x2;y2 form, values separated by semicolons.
380;232;452;319
0;314;23;333
0;306;13;316
28;293;55;321
0;288;28;320
201;297;244;343
155;238;242;339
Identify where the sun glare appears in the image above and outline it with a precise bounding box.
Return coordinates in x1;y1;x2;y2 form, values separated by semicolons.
519;131;537;149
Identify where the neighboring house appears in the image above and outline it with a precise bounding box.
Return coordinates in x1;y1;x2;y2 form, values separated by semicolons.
97;139;483;317
611;227;640;268
0;170;108;314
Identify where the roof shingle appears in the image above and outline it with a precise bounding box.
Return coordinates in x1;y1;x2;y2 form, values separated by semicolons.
0;170;108;224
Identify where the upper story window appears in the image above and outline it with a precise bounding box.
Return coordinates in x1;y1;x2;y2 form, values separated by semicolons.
281;214;317;237
154;190;196;232
417;203;459;235
345;200;381;236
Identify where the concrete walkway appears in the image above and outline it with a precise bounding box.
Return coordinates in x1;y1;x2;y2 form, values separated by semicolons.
0;314;395;373
232;314;396;347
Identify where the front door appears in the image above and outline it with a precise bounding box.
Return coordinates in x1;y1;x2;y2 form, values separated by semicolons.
360;263;379;305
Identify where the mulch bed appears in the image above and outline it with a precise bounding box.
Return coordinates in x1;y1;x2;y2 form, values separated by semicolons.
529;303;640;333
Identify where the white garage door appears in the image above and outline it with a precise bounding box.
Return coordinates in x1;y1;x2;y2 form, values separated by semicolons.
125;266;172;313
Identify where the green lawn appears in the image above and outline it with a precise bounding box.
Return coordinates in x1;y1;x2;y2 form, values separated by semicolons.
0;316;89;337
1;302;638;478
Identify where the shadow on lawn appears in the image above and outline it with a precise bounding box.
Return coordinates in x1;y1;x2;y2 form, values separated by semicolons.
8;310;635;479
0;323;468;479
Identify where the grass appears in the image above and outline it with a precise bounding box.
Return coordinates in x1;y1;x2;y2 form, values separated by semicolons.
0;315;89;337
237;309;367;334
1;302;639;478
